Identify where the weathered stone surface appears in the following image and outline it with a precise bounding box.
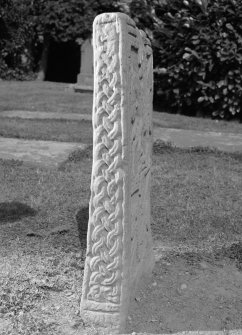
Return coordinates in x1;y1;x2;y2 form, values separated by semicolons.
76;39;94;91
0;138;88;167
80;12;154;334
153;127;242;152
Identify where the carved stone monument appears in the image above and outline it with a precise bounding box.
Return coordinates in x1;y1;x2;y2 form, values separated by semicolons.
81;12;154;334
75;38;93;91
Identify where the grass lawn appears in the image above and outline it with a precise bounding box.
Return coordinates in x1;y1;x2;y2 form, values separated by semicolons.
0;80;242;334
0;118;93;144
0;81;92;114
0;153;91;335
153;110;242;134
0;144;242;334
1;81;242;138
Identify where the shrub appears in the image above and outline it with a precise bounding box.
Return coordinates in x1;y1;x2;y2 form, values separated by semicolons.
0;0;37;80
132;0;242;119
0;0;123;80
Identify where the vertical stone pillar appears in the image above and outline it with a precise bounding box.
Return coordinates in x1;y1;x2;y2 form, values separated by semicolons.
75;39;94;91
80;12;154;334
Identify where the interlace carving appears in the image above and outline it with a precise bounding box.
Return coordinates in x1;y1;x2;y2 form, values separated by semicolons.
85;18;123;304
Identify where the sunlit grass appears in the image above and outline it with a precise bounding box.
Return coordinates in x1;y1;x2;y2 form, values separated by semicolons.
0;118;93;143
0;143;241;333
1;81;242;137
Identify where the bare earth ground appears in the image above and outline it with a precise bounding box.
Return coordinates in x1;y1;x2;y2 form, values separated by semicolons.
127;248;242;334
0;81;242;334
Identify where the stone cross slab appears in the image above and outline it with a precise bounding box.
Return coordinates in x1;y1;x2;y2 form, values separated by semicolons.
81;12;154;333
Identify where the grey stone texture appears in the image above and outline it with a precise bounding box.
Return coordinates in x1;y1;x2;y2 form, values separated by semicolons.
0;138;87;167
80;12;155;334
153;127;242;152
76;38;94;91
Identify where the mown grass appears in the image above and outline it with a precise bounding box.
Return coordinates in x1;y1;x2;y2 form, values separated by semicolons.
0;81;92;114
0;152;91;335
152;141;242;247
0;143;242;334
1;80;242;135
1;80;242;333
0;118;93;144
153;110;242;134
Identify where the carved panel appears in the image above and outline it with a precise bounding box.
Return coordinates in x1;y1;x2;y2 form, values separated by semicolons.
82;14;124;308
81;12;154;333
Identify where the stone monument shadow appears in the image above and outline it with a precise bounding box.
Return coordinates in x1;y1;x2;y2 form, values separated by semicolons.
75;205;89;248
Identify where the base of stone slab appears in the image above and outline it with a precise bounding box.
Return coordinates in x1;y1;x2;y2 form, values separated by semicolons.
80;266;154;335
80;308;121;334
74;84;93;92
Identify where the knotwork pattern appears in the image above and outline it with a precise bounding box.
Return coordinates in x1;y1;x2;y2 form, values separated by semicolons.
86;19;123;304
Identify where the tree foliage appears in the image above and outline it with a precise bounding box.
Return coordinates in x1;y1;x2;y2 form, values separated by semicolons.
0;0;36;79
129;0;242;119
0;0;121;79
2;0;242;120
35;0;121;42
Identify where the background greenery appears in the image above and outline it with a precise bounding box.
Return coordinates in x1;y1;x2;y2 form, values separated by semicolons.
1;0;242;120
0;0;121;80
128;0;242;120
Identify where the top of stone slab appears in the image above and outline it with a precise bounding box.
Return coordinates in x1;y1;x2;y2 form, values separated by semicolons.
93;12;136;25
93;12;151;46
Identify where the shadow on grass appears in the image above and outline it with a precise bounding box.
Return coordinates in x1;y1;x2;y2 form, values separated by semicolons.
215;241;242;271
0;201;37;223
58;145;93;171
75;205;89;248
